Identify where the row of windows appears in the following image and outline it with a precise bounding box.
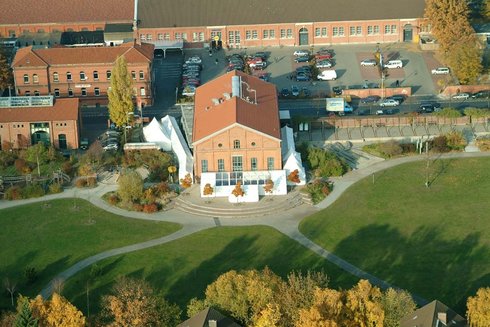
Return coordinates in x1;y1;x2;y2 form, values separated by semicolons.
22;87;146;97
23;70;146;84
201;157;275;173
7;27;102;37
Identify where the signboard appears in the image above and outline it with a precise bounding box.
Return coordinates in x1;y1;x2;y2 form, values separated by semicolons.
75;84;91;88
326;98;345;112
0;96;53;108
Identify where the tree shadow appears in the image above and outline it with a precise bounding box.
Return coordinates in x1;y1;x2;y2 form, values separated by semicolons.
332;224;488;313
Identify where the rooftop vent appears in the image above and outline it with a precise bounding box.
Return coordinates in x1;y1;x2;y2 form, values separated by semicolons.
208;320;217;327
223;92;231;100
211;98;220;105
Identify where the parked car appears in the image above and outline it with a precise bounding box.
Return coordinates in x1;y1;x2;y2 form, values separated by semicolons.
357;109;370;116
317;70;337;81
419;101;441;112
250;61;267;70
384;60;403;69
296;66;312;74
293;49;310;56
316;48;334;55
280;88;290;97
295;55;310;63
291;85;300;96
379;99;400;107
452;93;470;100
376;109;385;115
185;56;202;64
360;95;380;104
254;52;268;60
182;85;196;96
332;86;343;95
360;59;377;66
103;143;118;151
431;67;450;75
472;90;490;99
315;53;333;60
387;94;406;103
295;73;311;81
316;60;333;68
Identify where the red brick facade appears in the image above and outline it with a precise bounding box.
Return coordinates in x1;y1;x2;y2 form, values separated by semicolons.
11;43;154;108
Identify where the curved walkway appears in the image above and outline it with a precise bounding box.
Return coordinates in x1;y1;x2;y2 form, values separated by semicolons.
2;152;489;303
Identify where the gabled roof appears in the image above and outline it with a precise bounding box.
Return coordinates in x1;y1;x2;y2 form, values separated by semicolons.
0;98;79;122
138;0;426;28
193;70;280;144
12;42;153;68
0;0;133;25
400;300;467;327
177;307;242;327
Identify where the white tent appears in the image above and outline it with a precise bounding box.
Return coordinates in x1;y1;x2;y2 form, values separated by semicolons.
142;115;193;181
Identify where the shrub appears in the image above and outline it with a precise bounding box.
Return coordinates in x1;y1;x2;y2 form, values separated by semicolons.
107;193;120;205
75;178;87;188
305;180;332;204
153;182;171;196
22;184;45;198
48;183;63;194
132;203;144;212
14;158;28;174
445;130;466;151
118;170;144;203
86;177;97;187
431;136;450;153
400;143;416;154
4;185;23;200
0;150;16;168
61;161;74;175
476;137;490;151
307;147;348;178
78;163;94;176
143;203;159;213
378;140;403;158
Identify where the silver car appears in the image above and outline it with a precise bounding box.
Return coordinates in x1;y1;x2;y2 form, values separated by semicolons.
360;59;377;66
379;99;400;107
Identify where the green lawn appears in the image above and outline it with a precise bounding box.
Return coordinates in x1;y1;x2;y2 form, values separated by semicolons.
300;157;490;313
0;198;181;311
63;226;359;316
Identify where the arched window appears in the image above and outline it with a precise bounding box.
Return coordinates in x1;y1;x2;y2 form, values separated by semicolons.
32;74;39;84
66;72;72;81
23;74;29;84
80;71;86;80
106;70;111;79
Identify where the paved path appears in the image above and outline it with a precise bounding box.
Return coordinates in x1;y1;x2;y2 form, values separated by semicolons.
2;152;489;303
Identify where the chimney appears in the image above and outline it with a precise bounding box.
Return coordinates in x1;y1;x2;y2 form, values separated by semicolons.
231;75;240;97
437;312;447;325
208;320;217;327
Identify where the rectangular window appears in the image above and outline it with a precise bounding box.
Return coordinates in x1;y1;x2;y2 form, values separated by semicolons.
54;89;60;97
315;28;321;37
339;27;344;36
164;33;170;40
140;87;146;96
367;26;373;35
201;160;208;173
333;27;339;37
384;25;390;34
235;31;240;44
321;27;327;36
182;32;187;40
269;30;275;39
374;25;380;34
391;25;397;34
158;33;163;40
263;30;268;39
218;159;225;172
93;71;99;80
175;32;181;40
251;158;258;171
280;29;286;39
146;34;152;40
357;26;362;35
32;74;39;84
252;30;258;39
228;31;235;44
349;26;356;36
80;71;86;80
23;75;29;84
287;28;293;38
68;88;73;97
139;71;144;80
232;156;243;172
131;71;136;80
66;72;72;81
53;72;59;82
246;30;251;40
94;87;100;96
193;32;199;42
199;32;204;41
140;34;146;41
233;140;240;149
267;157;274;170
34;90;40;96
106;71;111;79
81;88;87;96
24;91;30;96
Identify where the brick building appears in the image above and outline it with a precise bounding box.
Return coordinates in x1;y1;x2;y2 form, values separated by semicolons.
137;0;429;48
0;96;80;150
193;70;288;199
11;42;154;108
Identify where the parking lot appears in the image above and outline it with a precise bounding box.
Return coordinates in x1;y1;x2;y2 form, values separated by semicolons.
178;43;446;99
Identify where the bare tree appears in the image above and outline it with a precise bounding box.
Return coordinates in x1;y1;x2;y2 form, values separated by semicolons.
3;277;17;307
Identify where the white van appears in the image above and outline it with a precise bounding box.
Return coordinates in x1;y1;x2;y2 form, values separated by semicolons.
317;70;337;81
384;60;403;69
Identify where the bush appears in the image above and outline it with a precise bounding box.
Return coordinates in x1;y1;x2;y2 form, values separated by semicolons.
0;150;16;168
22;184;45;198
118;170;144;203
307;147;348;178
132;203;144;212
143;203;159;213
153;182;171;196
304;180;332;204
75;178;87;188
476;137;490;151
86;177;97;187
48;183;63;194
445;130;466;151
61;161;74;175
107;193;120;205
14;158;28;174
400;143;416;154
431;136;450;153
378;140;403;158
4;185;23;200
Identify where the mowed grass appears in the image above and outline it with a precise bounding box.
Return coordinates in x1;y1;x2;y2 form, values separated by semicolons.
300;157;490;312
64;226;359;315
0;198;181;310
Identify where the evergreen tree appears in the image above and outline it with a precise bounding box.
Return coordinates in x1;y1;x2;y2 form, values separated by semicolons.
14;300;38;327
108;55;134;128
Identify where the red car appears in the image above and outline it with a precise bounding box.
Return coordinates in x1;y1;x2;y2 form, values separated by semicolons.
315;53;333;60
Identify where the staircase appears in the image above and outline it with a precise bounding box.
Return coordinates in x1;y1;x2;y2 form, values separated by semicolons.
173;189;306;218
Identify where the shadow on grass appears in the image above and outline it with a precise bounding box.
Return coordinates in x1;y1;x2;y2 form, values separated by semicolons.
331;224;489;313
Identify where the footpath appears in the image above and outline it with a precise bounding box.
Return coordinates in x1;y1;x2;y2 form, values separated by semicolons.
2;151;489;303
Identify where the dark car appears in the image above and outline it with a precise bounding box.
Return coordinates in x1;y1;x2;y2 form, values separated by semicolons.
419;101;441;113
332;86;343;96
360;95;380;104
280;88;290;97
296;66;312;73
387;94;406;103
472;90;490;99
295;55;310;63
357;109;371;116
295;73;311;81
254;52;268;60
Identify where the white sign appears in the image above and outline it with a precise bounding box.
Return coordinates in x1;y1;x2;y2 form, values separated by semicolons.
75;84;91;88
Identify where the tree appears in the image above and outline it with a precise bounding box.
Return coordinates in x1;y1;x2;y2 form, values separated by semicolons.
117;169;144;203
24;143;49;175
3;278;17;307
344;280;384;327
485;0;490;19
100;277;180;327
108;55;134;128
467;287;490;327
1;310;17;327
253;303;282;327
295;288;343;327
30;293;85;327
14;298;38;327
0;48;13;91
446;41;483;84
381;288;417;327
